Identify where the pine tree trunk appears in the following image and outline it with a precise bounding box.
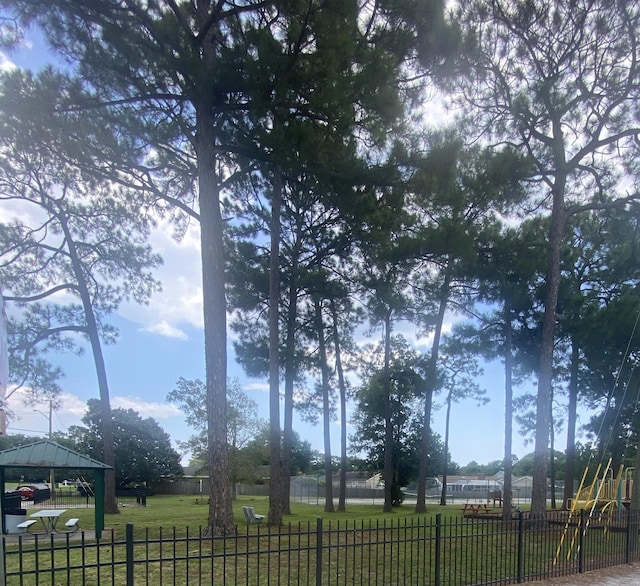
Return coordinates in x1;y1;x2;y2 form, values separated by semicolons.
268;167;284;526
531;175;567;520
58;211;119;515
196;101;235;534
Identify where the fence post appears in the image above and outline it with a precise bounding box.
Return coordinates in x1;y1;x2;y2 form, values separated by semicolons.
316;517;323;586
626;509;632;564
628;508;640;564
0;536;5;586
578;509;585;574
126;522;134;586
435;514;441;586
516;510;524;583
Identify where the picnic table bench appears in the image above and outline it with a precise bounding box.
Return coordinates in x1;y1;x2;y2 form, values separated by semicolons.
461;503;492;516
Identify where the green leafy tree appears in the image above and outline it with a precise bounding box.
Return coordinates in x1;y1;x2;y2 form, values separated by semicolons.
243;428;314;478
403;131;528;514
68;399;182;487
0;70;161;513
351;337;448;505
462;220;544;517
1;0;456;530
2;0;290;534
552;210;640;505
455;0;640;517
437;335;487;505
167;378;266;498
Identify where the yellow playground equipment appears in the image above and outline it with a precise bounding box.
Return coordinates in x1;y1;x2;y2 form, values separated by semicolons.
554;309;640;565
555;461;634;565
567;461;633;518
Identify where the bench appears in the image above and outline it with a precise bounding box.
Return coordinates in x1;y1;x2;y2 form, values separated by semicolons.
63;518;80;534
242;506;265;525
488;489;503;506
16;520;37;531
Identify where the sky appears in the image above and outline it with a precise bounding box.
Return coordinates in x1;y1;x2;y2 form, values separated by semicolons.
0;21;591;470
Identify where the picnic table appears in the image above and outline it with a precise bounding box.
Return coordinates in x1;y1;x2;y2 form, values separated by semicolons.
17;510;80;535
461;503;492;516
25;509;66;534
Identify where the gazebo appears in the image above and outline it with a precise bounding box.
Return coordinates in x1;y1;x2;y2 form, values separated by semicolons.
0;440;111;536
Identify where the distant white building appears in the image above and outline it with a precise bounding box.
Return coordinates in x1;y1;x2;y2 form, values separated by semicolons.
443;474;502;494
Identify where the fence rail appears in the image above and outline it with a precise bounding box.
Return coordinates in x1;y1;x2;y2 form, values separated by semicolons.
3;510;640;585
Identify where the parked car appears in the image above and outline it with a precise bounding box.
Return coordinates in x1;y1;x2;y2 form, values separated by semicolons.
15;485;35;500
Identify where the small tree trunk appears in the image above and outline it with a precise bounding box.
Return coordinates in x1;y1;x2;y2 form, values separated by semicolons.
331;299;348;512
314;297;334;513
267;167;284;526
563;341;579;509
382;310;394;513
502;300;514;521
416;263;452;513
549;394;556;510
440;391;453;506
282;277;299;515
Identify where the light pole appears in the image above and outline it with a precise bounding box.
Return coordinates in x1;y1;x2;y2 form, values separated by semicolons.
34;400;55;499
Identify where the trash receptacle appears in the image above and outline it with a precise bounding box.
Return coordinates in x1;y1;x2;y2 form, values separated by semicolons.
135;487;148;506
4;509;27;534
4;491;21;510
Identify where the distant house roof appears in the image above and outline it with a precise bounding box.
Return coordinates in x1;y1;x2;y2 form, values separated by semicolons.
512;476;533;486
0;440;111;469
182;465;206;477
443;475;501;483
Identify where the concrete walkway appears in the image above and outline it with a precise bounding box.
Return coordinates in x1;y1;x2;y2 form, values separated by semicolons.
534;563;640;584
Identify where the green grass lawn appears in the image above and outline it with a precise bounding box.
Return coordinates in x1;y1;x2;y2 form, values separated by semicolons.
99;495;466;536
6;492;519;537
5;496;621;586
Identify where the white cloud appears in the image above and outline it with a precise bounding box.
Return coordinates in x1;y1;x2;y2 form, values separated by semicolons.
56;392;89;416
144;320;189;340
244;382;269;394
5;389;87;437
5;387;182;439
111;396;182;419
118;221;204;334
394;320;454;350
0;52;15;72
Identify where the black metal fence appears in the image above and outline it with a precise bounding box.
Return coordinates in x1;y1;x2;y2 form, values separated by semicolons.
17;489;142;510
3;509;640;585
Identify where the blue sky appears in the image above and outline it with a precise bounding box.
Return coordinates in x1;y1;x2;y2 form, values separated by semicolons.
0;22;586;469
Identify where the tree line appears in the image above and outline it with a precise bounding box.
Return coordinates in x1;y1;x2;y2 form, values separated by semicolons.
1;0;640;533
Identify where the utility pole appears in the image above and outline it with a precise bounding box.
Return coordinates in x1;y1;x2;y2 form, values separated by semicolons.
35;400;55;499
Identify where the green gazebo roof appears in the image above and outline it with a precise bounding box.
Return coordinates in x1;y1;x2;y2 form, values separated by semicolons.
0;440;111;469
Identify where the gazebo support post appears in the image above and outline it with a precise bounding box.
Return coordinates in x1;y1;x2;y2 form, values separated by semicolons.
0;466;5;535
